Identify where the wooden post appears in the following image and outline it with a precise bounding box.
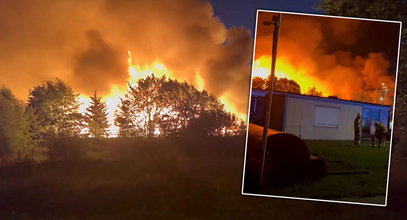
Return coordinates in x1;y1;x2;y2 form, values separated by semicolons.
260;13;282;186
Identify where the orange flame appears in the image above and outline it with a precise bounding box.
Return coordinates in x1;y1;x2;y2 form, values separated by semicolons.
219;93;246;120
78;51;245;137
127;50;177;84
252;55;330;96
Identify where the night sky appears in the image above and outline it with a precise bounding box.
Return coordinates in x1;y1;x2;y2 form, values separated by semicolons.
209;0;321;31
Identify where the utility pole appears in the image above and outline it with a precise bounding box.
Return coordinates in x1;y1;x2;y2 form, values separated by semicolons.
259;13;282;186
382;83;388;105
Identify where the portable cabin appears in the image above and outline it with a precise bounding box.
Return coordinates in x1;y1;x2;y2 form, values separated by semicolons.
250;89;392;140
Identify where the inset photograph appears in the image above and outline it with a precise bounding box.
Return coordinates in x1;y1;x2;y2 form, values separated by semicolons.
242;10;402;206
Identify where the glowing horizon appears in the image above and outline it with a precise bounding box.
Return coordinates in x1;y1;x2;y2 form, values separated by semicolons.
77;51;246;137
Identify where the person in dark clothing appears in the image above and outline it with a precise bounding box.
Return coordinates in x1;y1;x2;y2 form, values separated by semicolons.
354;113;361;145
375;122;387;148
370;121;376;147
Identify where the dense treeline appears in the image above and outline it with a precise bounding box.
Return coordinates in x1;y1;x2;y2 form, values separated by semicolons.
0;76;245;165
0;88;38;165
252;76;323;96
115;75;244;137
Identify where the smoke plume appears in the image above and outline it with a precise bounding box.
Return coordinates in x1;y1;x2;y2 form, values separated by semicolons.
0;0;252;114
255;12;399;102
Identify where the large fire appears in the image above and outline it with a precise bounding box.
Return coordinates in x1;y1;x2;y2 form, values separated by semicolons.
78;51;244;137
253;12;397;107
252;54;395;106
252;55;330;96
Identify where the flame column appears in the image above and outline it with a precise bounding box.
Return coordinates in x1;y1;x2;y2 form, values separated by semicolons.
260;13;282;186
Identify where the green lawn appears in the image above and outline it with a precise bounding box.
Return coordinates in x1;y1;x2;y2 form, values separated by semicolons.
262;140;391;203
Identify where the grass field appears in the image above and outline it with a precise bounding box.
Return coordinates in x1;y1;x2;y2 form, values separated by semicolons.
0;136;252;219
262;140;391;203
0;136;405;219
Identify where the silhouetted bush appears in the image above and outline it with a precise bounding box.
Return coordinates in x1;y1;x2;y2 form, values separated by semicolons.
45;136;91;161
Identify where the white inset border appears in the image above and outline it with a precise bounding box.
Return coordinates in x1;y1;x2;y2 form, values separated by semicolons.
241;9;403;207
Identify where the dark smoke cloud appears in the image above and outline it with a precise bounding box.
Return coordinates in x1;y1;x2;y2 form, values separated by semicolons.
0;0;253;114
72;30;127;94
202;27;252;101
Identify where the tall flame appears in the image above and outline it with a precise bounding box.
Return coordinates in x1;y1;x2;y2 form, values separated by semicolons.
127;51;177;84
219;93;246;120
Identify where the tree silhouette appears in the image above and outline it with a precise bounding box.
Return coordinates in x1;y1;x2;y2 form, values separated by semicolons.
159;79;225;136
253;76;301;94
115;98;138;137
115;75;242;137
252;77;266;89
131;75;166;137
159;80;198;136
0;87;34;164
186;109;246;136
115;75;167;137
27;79;83;138
85;91;109;138
266;76;301;94
307;86;323;97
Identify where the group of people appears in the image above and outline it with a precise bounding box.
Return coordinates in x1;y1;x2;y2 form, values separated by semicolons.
354;113;388;148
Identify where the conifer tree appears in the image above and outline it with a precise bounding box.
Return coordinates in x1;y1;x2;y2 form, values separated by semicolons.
115;98;137;137
85;91;109;138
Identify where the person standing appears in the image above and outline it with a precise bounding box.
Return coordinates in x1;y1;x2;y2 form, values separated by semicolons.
375;122;388;148
354;113;361;145
370;121;376;147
